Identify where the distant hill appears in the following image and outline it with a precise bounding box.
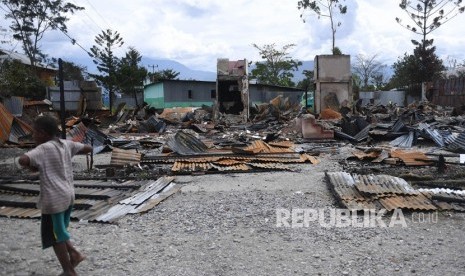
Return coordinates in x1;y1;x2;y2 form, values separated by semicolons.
68;56;315;83
141;57;216;81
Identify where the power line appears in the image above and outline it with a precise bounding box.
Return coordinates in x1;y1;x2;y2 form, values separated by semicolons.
83;0;111;28
71;0;103;34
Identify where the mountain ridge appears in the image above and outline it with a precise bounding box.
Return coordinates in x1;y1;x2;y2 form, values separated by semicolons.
69;56;315;83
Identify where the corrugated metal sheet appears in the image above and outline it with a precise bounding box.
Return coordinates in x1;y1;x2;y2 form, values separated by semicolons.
210;163;251;171
326;172;366;202
391;119;406;132
390;149;433;166
95;177;175;222
268;140;294;149
0;207;41;218
67;122;88;142
353;125;371;142
172;161;214;172
110;147;142;166
446;131;465;153
353;174;419;196
247;162;291;170
167;153;318;174
84;127;110;154
3;96;24;116
0;102;14;143
0;177;178;223
326;172;440;211
233;140;295;154
143;153;309;164
145;115;166;133
390;131;414;148
166;131;208;155
419;122;445;147
378;194;437;211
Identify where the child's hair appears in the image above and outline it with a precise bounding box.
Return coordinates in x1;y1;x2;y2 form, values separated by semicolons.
34;115;59;137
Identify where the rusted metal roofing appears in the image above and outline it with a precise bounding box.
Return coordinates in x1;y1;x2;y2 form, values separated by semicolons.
0;102;14;143
233;140;294;154
390;149;433;166
166;153;318;174
67;122;87;142
110;147;142;166
326;172;443;211
143;152;311;164
377;194;437;211
353;174;419;196
352;149;382;160
0;177;179;223
172;161;214;172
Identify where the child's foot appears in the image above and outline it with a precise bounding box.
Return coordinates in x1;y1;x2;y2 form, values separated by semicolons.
70;252;86;268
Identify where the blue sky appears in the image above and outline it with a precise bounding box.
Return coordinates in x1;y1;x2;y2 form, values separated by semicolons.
2;0;465;72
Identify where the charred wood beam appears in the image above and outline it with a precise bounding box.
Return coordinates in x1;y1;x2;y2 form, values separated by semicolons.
432;195;465;204
410;179;465;189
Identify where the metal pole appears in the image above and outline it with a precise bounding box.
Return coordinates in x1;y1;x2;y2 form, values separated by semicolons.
58;58;66;139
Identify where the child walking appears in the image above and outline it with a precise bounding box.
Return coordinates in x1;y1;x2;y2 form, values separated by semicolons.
18;115;92;276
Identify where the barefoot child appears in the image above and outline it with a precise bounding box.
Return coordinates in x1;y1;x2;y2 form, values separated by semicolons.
18;115;92;276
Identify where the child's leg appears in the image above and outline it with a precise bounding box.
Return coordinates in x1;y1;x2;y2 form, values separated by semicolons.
51;208;76;274
62;206;86;267
66;240;86;268
53;242;77;276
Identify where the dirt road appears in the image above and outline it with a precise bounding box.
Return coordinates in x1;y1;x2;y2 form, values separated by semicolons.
0;148;464;276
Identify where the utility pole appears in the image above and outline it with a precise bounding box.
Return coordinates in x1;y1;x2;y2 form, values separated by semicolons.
148;64;158;74
148;64;158;82
58;58;66;139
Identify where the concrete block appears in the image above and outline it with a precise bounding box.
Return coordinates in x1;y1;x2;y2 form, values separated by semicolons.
298;114;334;139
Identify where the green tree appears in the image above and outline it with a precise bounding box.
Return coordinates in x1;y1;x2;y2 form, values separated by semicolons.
396;0;465;51
50;58;86;81
115;47;148;107
297;69;314;91
89;29;124;113
0;59;46;100
250;43;302;87
298;0;347;54
352;54;387;90
390;44;445;88
1;0;83;69
395;0;464;83
149;69;180;82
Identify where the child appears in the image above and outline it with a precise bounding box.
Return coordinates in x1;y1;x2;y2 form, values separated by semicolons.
18;115;92;276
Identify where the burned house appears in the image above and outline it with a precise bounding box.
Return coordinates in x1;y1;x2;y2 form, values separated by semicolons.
144;80;216;109
214;59;249;122
47;81;103;114
143;78;305;112
314;55;352;113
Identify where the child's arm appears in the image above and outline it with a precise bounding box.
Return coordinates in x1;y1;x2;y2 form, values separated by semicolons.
78;144;93;154
18;154;30;167
18;154;38;171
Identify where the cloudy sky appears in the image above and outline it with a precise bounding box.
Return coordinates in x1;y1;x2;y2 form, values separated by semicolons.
2;0;465;72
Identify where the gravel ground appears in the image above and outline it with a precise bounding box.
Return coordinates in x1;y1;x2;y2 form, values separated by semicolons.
1;147;465;276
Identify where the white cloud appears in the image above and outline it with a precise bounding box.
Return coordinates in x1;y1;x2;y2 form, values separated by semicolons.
2;0;465;71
